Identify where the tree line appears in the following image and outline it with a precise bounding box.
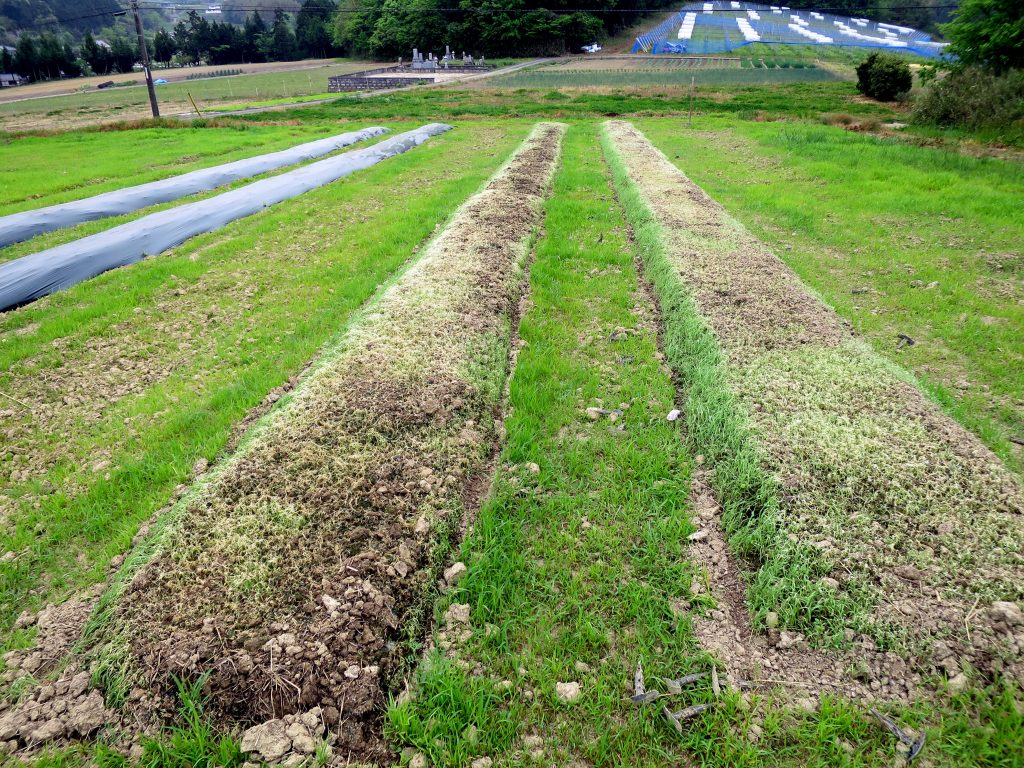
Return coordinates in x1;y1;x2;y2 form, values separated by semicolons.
2;0;338;80
333;1;677;59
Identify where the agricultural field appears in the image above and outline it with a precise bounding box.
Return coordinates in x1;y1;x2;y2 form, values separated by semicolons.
493;57;839;88
0;61;374;133
0;49;1021;768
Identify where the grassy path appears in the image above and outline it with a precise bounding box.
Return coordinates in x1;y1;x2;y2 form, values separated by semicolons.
389;122;704;766
0;123;529;645
635;118;1024;475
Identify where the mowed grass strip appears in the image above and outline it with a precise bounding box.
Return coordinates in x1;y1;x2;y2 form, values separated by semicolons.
274;81;898;123
62;124;566;761
493;67;838;88
634;118;1024;474
0;123;357;217
388;122;705;766
603;121;1024;671
0;122;530;648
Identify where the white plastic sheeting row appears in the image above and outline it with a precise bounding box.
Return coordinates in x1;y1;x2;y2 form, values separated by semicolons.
0;127;389;248
788;23;833;43
879;22;915;35
678;12;697;39
736;17;760;41
0;124;452;311
834;20;909;47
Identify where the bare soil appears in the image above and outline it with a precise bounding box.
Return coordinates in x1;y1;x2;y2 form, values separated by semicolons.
687;472;924;705
74;124;565;763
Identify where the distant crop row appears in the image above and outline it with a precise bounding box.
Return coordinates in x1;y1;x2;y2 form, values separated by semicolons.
741;58;816;69
494;67;837;88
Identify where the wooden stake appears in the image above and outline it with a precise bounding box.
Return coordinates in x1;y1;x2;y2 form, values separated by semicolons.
688;75;695;128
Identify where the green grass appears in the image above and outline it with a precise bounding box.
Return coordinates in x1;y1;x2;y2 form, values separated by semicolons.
203;92;335;112
0;122;529;644
390;120;700;766
0;122;355;217
492;66;838;88
634;117;1024;475
0;123;395;263
272;81;897;123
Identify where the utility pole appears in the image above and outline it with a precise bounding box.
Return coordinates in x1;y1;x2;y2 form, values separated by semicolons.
130;0;160;118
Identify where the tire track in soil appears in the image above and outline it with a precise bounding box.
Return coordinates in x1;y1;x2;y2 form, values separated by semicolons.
685;473;918;706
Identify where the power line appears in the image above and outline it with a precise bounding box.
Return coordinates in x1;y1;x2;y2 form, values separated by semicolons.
140;4;962;12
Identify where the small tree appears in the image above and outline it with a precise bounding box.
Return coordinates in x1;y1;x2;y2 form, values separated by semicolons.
243;12;268;62
153;28;177;65
943;0;1024;75
110;36;137;74
13;35;39;80
263;9;297;62
856;52;913;101
296;0;337;58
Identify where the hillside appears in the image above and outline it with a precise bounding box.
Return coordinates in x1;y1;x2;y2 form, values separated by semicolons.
0;0;123;33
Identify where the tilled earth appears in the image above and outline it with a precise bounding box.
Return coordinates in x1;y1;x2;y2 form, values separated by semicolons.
0;123;567;763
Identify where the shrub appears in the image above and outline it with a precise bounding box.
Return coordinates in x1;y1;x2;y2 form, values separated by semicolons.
856;52;913;101
913;67;1024;141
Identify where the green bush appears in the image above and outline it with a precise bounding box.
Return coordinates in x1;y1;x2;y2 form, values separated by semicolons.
913;67;1024;142
855;52;913;101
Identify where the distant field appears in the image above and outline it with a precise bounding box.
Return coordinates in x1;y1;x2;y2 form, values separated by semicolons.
638;117;1024;473
0;61;373;133
492;62;839;87
0;59;355;104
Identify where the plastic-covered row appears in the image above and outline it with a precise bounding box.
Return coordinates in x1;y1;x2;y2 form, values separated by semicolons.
0;127;390;248
0;124;453;311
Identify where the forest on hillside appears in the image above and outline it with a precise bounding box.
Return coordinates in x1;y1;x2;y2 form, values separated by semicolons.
332;0;957;58
1;0;962;79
